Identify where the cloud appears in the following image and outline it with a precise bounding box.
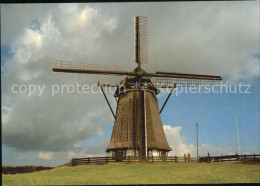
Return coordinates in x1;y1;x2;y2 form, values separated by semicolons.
37;144;107;161
66;151;81;159
2;4;116;154
164;125;195;156
164;125;244;157
198;144;234;156
38;152;55;160
65;148;106;159
2;3;259;83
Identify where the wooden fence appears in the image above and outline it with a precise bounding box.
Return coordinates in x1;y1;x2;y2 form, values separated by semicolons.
61;156;197;166
59;154;260;167
129;156;197;163
199;153;260;163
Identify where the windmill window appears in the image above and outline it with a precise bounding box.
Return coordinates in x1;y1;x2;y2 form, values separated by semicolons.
149;150;152;156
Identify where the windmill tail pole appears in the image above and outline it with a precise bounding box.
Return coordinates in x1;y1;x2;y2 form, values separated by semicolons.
98;82;116;119
160;84;176;114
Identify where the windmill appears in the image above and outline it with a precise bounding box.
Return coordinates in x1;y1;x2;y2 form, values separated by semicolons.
52;16;222;160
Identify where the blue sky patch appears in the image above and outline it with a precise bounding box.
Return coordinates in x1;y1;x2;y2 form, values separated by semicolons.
1;44;14;66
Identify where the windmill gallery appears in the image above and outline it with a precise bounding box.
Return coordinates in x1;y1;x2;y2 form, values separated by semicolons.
52;16;222;161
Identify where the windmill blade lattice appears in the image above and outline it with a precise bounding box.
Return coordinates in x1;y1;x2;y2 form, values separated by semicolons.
53;60;123;71
154;77;221;87
135;16;148;65
153;71;222;87
52;60;135;76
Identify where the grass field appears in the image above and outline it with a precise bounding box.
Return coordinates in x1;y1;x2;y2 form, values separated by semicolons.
2;162;259;185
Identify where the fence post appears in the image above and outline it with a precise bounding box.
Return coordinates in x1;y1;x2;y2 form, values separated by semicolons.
208;153;210;163
236;153;238;161
128;156;130;164
152;155;154;164
254;154;256;162
88;157;90;164
106;156;108;164
71;159;75;166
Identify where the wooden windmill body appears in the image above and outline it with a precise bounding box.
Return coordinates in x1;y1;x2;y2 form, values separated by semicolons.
106;75;172;159
53;16;222;160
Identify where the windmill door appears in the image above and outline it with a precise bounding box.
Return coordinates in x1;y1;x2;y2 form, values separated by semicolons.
161;151;166;161
116;150;123;161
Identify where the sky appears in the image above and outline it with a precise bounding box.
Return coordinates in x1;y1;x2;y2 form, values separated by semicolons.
1;2;259;167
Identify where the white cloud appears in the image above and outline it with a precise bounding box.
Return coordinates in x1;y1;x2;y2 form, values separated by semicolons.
164;125;244;157
78;7;97;25
37;148;106;161
164;125;195;156
66;151;81;159
38;152;55;160
199;144;234;156
66;149;90;159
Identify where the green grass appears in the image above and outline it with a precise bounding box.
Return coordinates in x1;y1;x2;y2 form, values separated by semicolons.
2;162;260;185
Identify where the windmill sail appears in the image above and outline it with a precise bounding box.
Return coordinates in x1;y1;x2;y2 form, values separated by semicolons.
52;60;135;76
151;71;222;87
154;77;221;87
135;16;148;65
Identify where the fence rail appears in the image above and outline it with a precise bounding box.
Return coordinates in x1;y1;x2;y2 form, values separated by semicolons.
199;153;260;163
58;154;260;167
62;156;197;166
